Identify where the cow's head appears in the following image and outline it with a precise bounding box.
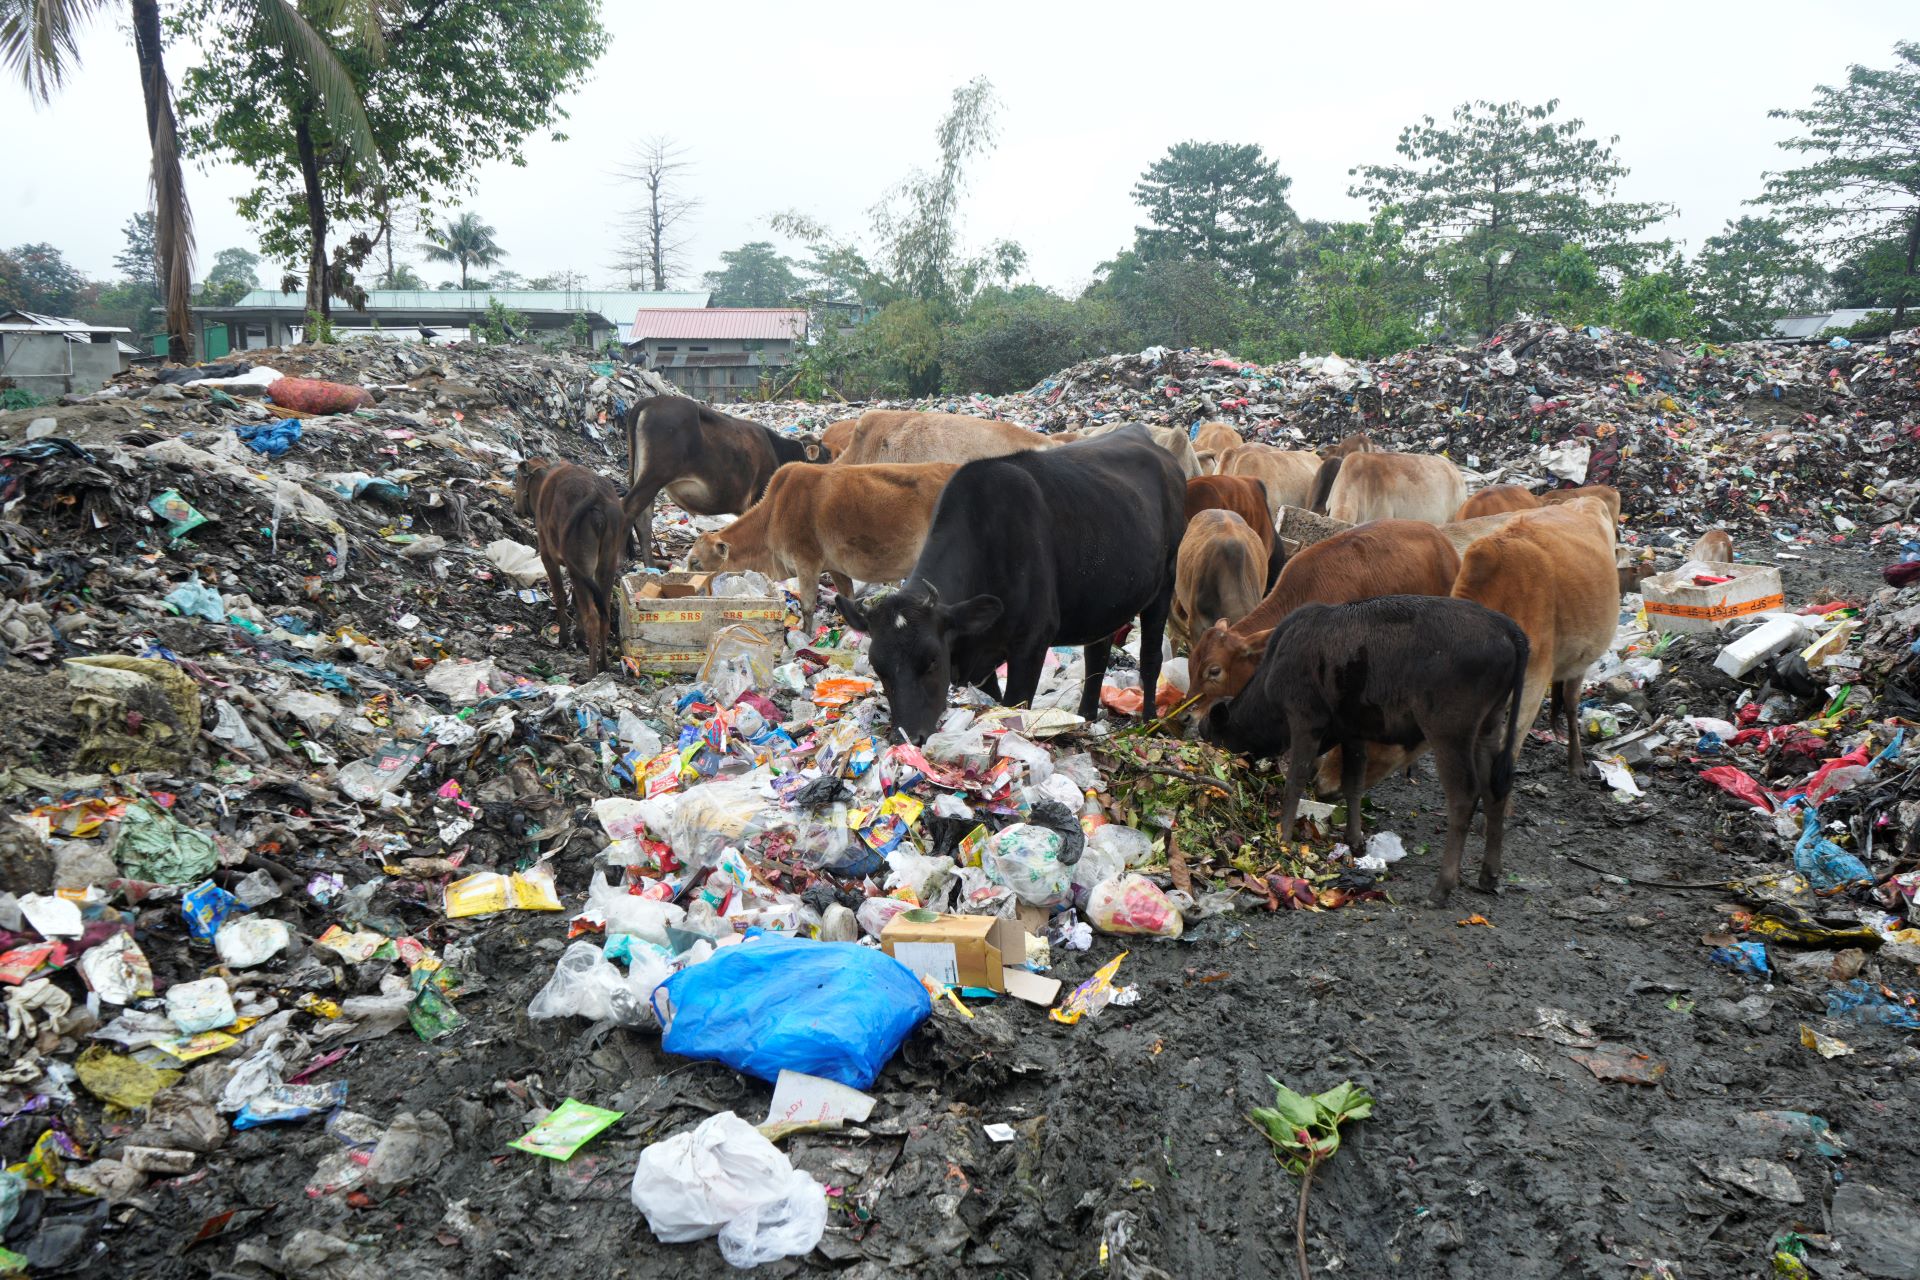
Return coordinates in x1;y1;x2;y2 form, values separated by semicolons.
799;437;828;464
834;586;1002;744
1185;619;1263;723
687;533;730;573
512;458;552;518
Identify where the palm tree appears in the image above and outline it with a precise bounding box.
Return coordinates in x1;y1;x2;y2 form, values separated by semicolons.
1;0;378;361
424;213;505;290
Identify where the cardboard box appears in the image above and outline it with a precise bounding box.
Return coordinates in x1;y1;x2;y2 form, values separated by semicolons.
1641;562;1785;634
881;911;1060;1005
618;570;787;671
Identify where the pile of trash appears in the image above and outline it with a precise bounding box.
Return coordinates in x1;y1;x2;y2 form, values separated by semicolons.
765;321;1920;537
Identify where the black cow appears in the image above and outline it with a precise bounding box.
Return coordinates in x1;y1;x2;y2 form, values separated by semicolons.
1202;595;1530;905
622;396;827;566
833;425;1185;743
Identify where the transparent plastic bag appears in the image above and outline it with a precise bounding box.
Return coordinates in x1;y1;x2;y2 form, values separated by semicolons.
855;896;915;939
1069;840;1127;909
628;1111;825;1267
669;774;779;871
923;727;991;772
883;848;954;905
527;940;668;1027
1088;824;1155;869
984;824;1070;907
699;625;780;708
585;870;685;945
1088;874;1184;938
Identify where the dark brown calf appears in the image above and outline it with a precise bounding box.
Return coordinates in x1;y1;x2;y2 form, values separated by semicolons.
1184;473;1278;587
514;458;626;674
622;396;826;566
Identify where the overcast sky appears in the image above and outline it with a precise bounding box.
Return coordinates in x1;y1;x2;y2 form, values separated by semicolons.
2;2;1913;293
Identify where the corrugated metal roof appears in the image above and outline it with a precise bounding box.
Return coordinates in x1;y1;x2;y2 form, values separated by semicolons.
628;308;807;342
0;309;131;334
1770;308;1887;339
205;289;711;313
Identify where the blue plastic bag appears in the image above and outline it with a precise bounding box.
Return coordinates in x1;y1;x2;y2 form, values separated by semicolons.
182;880;244;941
1793;808;1871;893
653;935;930;1090
235;418;302;457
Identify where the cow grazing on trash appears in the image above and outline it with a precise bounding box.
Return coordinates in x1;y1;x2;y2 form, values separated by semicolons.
1309;450;1466;525
1217;443;1322;523
514;458;626;675
819;417;859;459
1454;484;1541;521
1192;421;1243;472
1538;483;1622;530
1322;430;1374;459
688;461;958;633
1690;527;1733;563
1185;519;1461;720
1170;510;1268;653
833;425;1184;743
1184;473;1279;586
1202;595;1529;905
833;410;1049;467
1080;421;1204;479
622;396;827;567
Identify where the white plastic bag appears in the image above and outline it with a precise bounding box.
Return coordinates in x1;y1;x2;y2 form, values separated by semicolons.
1088;874;1184;938
629;1111;826;1268
585;871;686;946
527;940;667;1028
983;825;1070;907
1088;824;1155;868
883;848;954;905
485;539;547;586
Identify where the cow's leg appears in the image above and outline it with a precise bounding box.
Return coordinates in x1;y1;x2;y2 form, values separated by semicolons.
1340;739;1368;852
1476;735;1510;895
1135;588;1172;722
1280;732;1315;840
536;544;569;648
1077;638;1113;720
1428;739;1478;906
1003;642;1047;709
1559;675;1585;778
975;672;1004;701
793;561;821;636
622;484;663;569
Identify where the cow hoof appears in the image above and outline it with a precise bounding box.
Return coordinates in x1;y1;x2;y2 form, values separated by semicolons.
1427;887;1453;908
1473;876;1504;897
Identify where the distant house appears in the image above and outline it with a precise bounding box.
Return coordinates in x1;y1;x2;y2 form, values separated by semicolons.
185;289;713;357
624;308;808;400
1769;308;1888;340
0;309;137;397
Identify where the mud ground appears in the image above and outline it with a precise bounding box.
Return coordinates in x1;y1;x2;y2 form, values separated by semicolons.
92;543;1920;1280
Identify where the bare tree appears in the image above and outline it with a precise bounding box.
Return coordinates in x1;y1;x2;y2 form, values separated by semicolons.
612;135;700;290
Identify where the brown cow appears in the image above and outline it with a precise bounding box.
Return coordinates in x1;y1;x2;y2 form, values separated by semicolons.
1218;443;1321;521
514;458;626;675
1690;528;1733;563
1192;421;1243;471
1185;519;1461;719
623;396;827;567
1309;451;1466;525
688;461;958;632
1454;484;1542;521
1170;511;1267;653
1322;430;1373;459
819;418;859;459
834;410;1048;466
1080;421;1203;478
1538;484;1622;530
1185;474;1279;587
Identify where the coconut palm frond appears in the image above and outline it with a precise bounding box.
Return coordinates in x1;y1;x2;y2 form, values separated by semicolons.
0;0;114;100
146;57;195;357
257;0;379;171
307;0;389;61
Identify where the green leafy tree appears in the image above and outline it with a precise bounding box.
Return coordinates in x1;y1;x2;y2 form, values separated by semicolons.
1292;216;1427;358
704;242;802;307
1086;249;1254;352
475;295;527;344
0;249;27;311
1828;234;1912;309
1759;41;1920;323
1351;99;1674;335
487;269;526;290
1608;265;1697;341
175;0;605;318
942;286;1127;394
1691;217;1826;341
423;212;504;290
5;242;89;315
206;246;261;292
114;212;161;292
525;270;587;290
1132;141;1297;295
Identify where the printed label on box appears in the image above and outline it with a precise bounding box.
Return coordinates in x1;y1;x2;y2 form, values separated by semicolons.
891;941;959;986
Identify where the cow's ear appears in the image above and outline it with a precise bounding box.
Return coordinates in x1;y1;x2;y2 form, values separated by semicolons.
833;593;869;632
711;539;730;562
943;594;1003;637
803;442;827;462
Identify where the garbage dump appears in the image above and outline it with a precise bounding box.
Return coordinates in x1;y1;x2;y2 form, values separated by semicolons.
0;324;1915;1279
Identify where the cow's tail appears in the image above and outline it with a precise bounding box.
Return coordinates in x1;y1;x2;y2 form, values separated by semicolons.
1491;628;1530;804
625;402;647;489
1308;455;1342;515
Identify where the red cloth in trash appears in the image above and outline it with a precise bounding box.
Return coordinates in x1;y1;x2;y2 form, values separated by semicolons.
267;377;373;414
1885;560;1920;588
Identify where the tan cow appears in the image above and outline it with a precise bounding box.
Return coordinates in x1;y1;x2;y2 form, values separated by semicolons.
1192;421;1243;472
1185;519;1461;720
687;461;958;632
819;417;859;459
1309;451;1466;525
1170;510;1267;653
1454;484;1542;521
1690;528;1733;563
834;410;1048;466
1217;443;1321;521
1322;430;1374;459
1538;484;1622;531
1081;422;1203;478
